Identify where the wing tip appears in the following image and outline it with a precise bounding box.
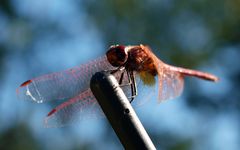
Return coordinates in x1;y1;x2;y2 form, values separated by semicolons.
44;109;57;128
20;80;32;87
47;108;57;117
16;80;32;94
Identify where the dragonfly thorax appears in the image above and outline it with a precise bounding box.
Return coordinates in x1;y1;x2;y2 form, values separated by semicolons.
106;45;158;77
126;46;158;76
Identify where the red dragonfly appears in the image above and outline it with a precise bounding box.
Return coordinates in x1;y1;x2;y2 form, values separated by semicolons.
17;44;218;127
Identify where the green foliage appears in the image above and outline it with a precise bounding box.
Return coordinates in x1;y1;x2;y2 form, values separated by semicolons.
0;124;39;150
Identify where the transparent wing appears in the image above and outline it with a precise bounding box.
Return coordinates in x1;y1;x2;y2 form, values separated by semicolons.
141;45;184;102
157;64;184;102
45;71;133;127
141;45;217;102
156;63;218;101
17;56;115;103
45;89;102;127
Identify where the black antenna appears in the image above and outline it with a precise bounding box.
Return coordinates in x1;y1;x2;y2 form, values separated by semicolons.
90;71;156;150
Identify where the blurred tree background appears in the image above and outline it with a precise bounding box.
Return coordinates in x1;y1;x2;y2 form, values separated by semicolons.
0;0;239;150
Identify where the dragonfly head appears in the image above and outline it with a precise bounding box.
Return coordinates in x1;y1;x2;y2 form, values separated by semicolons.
106;45;128;67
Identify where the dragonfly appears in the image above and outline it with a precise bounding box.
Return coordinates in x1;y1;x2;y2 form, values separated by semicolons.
17;44;218;127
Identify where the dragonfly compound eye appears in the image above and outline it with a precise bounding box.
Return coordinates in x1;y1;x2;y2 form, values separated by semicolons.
106;45;128;67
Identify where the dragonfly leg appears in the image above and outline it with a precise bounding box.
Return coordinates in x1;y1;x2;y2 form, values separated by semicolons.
118;71;125;85
108;67;137;103
116;69;132;87
109;66;126;85
129;71;137;103
125;70;137;103
110;66;125;74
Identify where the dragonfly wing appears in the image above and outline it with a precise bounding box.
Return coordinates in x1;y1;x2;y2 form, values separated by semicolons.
17;56;115;103
141;45;184;102
45;89;103;127
45;71;132;127
157;64;184;102
156;63;218;101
